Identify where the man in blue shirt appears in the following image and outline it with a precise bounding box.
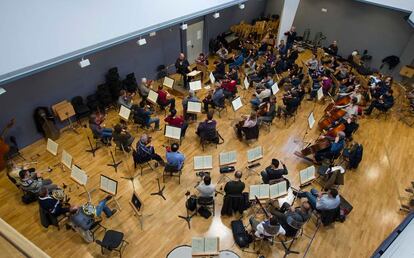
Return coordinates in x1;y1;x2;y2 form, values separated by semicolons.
166;143;185;170
295;188;340;211
315;132;345;162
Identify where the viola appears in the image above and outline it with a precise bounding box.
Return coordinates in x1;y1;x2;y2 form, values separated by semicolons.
0;119;15;171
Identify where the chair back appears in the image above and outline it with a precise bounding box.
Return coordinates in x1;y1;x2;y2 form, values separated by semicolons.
320;206;341;226
71;96;84;106
198;196;214;205
165;163;179;173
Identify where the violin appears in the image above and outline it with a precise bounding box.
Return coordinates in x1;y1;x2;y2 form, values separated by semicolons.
0;119;15;171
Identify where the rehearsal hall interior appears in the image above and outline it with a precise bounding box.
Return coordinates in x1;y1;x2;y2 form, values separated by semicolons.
2;0;414;257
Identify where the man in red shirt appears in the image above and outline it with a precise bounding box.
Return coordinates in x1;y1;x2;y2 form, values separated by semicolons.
164;109;188;137
157;86;176;110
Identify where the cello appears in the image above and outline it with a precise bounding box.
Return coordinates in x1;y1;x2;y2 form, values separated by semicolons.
0;119;15;171
318;95;351;130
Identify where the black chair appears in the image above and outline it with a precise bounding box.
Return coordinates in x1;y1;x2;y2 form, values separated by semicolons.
197;196;215;216
86;94;101;112
95;230;129;257
71;96;91;121
318;206;341;226
7;136;25;161
200;130;223;151
97;83;114;108
123;73;138;93
163;163;182;184
242;124;260;142
132;149;154;176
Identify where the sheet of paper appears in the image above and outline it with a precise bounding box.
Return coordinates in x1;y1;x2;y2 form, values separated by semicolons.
232;97;243;111
147;90;158;104
270;181;287;199
194;155;213;170
187;101;201;113
209;72;215;84
249;185;261;200
191;237;205;254
278;188;295;207
219;150;237;166
271;82;279;95
163;76;174;89
187;70;201;77
189;80;202;91
300;165;316;184
204;237;218;253
317;86;324;101
119;105;131;121
247;146;263;162
308;112;315;129
46;138;59;156
259;184;270;199
243;77;249;90
100;175;118;195
165;125;181;140
61;150;72;169
71;165;87;185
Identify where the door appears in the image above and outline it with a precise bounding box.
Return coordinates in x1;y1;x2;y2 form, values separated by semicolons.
186;21;204;65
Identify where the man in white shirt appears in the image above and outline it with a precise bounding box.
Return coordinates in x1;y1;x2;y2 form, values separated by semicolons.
196;175;215;197
250;88;271;108
249;216;283;238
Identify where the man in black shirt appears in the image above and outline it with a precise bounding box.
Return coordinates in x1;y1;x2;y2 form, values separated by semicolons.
224;171;245;195
38;187;78;217
175;53;190;89
261;159;288;184
284;26;297;49
325;40;338;56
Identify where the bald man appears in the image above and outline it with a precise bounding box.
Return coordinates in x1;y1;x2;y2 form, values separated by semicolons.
224;171;245;195
175;53;190;89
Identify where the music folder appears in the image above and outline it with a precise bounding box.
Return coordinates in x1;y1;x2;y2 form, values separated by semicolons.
231;97;243;111
189;80;202;91
308;112;315;129
187;101;201;113
119;105;131;121
191;237;219;256
317;86;324;101
164;125;181;140
219;151;237;166
209;72;215;84
100;175;118;195
271;82;279;95
70;165;88;186
163;76;174;89
147;90;158;104
300;165;316;185
194;155;213;170
247;146;263;163
46;138;59;156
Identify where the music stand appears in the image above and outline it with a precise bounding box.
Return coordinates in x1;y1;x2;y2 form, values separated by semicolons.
230;96;243;120
178;192;195;229
100;175;122;211
120;148;140;181
53;101;79;134
246;146;263;179
83;124;100;157
150;178;166;200
130;192;153;230
70;165;95;199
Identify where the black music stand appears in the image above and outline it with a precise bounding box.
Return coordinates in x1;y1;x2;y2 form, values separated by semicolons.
178;192;196;229
150;178;166;200
107;150;122;172
86;136;100;157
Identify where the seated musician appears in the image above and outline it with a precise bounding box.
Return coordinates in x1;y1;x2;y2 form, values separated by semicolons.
269;201;312;236
248;63;267;83
165;143;185;171
213;59;226;80
118;89;134;109
216;44;229;60
164;109;188;138
7;163;35;187
226;66;239;81
315;132;346;162
286;46;299;69
134;101;160;131
182;90;200;121
244;59;257;76
19;169;57;194
295;188;340;211
113;123;135;152
196;175;215;198
196;111;219;143
253;74;274;89
324;40;339;56
229;54;244;70
138;78;151;99
203;85;225;113
89;114;112;143
260;159;288;184
157;85;176;111
258;96;277;125
250;87;271;109
307;75;322;101
364;89;394;115
343;115;359;140
38;187;78;217
235;111;257;140
249;216;282;238
195;53;208;66
281;90;300;116
278;39;288;57
221;79;237;99
135;134;165;167
370;76;392;99
306;54;319;74
224;171;245;195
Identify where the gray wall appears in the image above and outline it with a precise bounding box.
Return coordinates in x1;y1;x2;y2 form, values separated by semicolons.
0;2;266;148
291;0;413;71
265;0;284;17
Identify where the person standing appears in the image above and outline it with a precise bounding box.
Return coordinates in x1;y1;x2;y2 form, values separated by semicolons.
175;53;190;89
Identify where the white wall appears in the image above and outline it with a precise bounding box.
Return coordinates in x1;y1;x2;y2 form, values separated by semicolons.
276;0;300;44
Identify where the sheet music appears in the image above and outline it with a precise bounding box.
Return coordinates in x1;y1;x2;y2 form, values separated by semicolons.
61;150;72;169
187;70;201;77
300;165;316;185
231;97;243;111
164;125;181;140
147;90;158;104
191;237;205;254
308;112;315;129
71;165;88;185
270;181;288;199
249;185;261;200
247;146;263;162
259;184;270;199
243;77;249;90
204;237;219;253
203;85;211;90
163;76;174;89
271;82;279;95
194;155;213;170
119;105;131;121
317;86;324;100
46;138;59;156
187;101;201;113
219;151;237;166
189;80;202;91
209;72;215;84
278;188;295;207
100;175;118;195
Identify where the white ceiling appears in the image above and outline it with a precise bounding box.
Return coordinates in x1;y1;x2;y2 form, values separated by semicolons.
0;0;244;84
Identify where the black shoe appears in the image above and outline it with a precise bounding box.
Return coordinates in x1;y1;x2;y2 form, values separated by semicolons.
105;195;113;201
154;162;159;168
108;209;117;217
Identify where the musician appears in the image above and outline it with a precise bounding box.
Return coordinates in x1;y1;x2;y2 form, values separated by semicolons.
113;123;135;152
228;54;244;70
89;114;112;143
295;188;340;211
221;79;237;99
135;101;161;131
7;163;35;186
19;169;57;194
306;54;319;74
258;95;277;125
226;66;239;81
175;53;190;88
157;85;176;110
315;132;346;162
284;26;296;49
339;97;360;120
370;76;392;99
135;134;165;167
253;74;274;89
164;109;188;137
216;44;229;60
166;143;185;171
212;59;226;80
281;90;300;116
364;89;394;115
235;112;257;139
196;111;219;143
196;175;215;198
118;89;134;109
286;46;299;69
244;59;257;76
182;89;200;121
269;201;312;236
138;78;151;99
260;159;288;184
224;171;245;195
38;187;78;217
195;53;208;66
250;87;271;109
325;40;339;56
249;216;281;238
203;85;224;113
278;39;288;57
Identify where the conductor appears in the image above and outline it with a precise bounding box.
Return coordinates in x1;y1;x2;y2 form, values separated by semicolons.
175;53;190;89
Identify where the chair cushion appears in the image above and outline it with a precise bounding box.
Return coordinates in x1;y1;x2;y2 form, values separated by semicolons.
101;230;124;249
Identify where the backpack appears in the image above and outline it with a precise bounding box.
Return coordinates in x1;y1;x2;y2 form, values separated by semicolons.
21;192;37;204
348;144;363;169
186;195;197;212
231;220;252;248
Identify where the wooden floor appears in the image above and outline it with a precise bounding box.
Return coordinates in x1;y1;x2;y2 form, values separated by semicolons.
1;51;413;258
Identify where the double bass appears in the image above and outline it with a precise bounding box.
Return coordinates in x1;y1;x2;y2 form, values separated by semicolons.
0;119;15;171
318;95;351;130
